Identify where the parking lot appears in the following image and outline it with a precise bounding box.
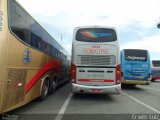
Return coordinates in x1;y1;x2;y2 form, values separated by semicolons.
5;80;160;120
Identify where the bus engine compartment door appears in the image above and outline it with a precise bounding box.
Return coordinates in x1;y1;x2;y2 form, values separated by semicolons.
76;67;116;86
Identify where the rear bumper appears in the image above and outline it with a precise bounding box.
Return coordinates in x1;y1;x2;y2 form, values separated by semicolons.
121;80;151;85
72;83;121;94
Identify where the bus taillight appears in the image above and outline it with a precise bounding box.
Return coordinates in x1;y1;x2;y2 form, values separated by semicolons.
71;64;76;83
116;64;121;84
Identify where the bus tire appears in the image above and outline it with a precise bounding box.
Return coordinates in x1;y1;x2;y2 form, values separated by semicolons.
146;82;150;85
49;77;57;94
39;79;49;100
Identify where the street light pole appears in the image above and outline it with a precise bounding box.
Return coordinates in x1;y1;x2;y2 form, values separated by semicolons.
60;34;63;45
57;32;65;45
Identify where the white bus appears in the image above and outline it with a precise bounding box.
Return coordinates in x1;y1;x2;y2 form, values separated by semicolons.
71;26;121;94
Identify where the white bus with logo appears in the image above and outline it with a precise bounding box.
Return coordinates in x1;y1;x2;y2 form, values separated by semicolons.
71;26;121;94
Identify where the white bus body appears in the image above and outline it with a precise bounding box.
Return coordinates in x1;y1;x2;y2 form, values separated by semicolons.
71;26;121;94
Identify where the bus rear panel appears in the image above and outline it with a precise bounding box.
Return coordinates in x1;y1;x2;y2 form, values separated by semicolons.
71;26;121;94
121;49;151;85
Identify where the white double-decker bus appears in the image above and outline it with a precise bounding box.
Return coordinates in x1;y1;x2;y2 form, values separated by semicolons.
71;26;121;94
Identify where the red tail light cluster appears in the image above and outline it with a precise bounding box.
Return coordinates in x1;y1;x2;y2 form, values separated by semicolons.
116;64;121;84
71;64;76;83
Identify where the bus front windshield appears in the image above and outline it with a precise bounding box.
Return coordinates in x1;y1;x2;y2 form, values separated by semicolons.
76;28;117;42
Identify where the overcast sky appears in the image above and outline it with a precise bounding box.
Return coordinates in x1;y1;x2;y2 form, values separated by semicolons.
17;0;160;60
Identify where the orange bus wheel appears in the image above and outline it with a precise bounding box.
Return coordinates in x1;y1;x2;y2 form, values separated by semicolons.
39;79;49;100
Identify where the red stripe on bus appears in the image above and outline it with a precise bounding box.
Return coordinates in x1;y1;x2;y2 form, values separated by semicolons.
78;79;114;82
25;60;61;93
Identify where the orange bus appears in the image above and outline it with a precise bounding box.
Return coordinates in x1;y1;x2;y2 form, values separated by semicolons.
0;0;70;114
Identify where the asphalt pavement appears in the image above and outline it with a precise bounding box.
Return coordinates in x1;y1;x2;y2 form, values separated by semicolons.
3;80;160;120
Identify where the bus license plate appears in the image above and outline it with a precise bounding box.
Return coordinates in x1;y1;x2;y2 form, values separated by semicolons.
92;89;101;93
88;74;104;78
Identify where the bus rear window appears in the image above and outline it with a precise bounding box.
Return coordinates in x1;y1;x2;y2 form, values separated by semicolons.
125;49;147;61
76;28;117;42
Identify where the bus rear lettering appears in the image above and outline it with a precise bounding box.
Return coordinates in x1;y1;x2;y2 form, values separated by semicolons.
83;48;108;54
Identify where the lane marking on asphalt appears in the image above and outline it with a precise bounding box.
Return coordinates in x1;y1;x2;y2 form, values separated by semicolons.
55;92;73;120
121;91;160;114
138;85;160;92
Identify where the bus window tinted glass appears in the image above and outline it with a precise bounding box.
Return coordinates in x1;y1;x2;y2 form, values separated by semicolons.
76;28;117;42
9;0;31;44
125;49;147;61
152;60;160;67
